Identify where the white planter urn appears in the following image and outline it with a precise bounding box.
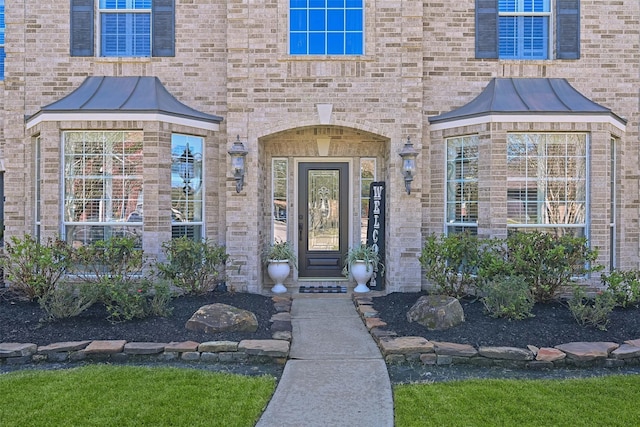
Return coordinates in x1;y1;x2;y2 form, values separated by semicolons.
350;260;374;293
267;260;291;294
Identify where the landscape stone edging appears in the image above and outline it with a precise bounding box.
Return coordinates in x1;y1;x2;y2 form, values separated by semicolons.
353;295;640;370
0;296;293;367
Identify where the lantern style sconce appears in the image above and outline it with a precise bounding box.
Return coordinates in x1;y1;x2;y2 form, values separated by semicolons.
399;136;419;195
228;135;248;193
175;145;202;195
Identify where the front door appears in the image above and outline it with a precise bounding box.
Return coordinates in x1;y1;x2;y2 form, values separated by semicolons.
298;162;349;277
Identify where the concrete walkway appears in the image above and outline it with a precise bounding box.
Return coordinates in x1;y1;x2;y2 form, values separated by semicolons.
256;296;394;427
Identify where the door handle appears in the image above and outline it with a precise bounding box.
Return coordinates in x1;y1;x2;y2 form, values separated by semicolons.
298;215;303;241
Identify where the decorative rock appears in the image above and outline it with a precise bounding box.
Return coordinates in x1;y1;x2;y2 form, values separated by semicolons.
436;355;453;365
164;341;200;352
378;336;435;355
555;342;619;361
83;340;127;355
0;343;38;358
272;331;292;341
527;345;539;356
358;305;379;318
198;341;238;353
420;353;437;365
47;352;70;363
370;329;398;339
432;341;478;357
624;339;640;347
181;352;201;361
611;344;640;359
536;347;566;362
478;346;533;361
185;303;258;334
605;358;625;368
124;342;166;355
365;318;387;330
270;312;291;322
238;340;290;357
406;295;464;331
38;341;91;354
200;352;219;362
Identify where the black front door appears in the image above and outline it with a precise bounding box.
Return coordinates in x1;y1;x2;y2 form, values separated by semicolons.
298;162;349;277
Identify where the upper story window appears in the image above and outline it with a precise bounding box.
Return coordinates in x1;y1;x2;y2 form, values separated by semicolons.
0;0;5;80
289;0;364;55
476;0;580;60
70;0;175;57
499;0;550;59
99;0;151;57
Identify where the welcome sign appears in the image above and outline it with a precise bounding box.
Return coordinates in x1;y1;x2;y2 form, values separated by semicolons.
366;182;385;290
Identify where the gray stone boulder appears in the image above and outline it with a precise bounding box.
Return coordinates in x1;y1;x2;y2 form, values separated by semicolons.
407;295;464;331
186;303;258;334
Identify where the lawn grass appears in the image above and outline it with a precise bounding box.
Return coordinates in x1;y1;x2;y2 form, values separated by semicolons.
394;374;640;426
0;365;276;427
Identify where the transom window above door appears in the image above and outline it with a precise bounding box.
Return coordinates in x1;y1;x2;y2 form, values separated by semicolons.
289;0;364;55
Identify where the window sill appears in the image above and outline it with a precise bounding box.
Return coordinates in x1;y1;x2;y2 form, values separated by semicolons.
279;54;375;62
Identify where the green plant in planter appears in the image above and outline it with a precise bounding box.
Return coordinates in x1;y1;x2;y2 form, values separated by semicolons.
342;243;384;277
263;240;297;269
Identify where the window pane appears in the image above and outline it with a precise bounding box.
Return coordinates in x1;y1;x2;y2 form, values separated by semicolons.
327;33;344;54
507;133;587;235
309;33;326;54
446;136;479;228
309;10;325;31
100;6;151;57
171;134;204;240
290;0;363;55
63;131;143;246
272;159;288;243
290;33;307;54
327;10;344;31
290;10;307;31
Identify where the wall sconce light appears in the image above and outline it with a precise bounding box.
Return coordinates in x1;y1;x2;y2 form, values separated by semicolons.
228;135;248;193
399;136;419;195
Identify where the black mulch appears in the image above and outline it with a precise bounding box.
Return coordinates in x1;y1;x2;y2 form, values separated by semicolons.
0;290;277;346
372;292;640;349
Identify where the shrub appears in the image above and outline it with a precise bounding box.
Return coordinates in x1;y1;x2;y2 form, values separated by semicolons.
1;235;73;301
503;231;601;303
481;275;535;320
69;236;173;323
419;232;480;298
601;270;640;308
156;237;229;295
567;285;616;331
39;282;100;321
70;236;144;284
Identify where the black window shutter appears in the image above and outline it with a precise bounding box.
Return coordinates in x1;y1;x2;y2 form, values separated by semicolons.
152;0;175;57
70;0;94;57
475;0;498;59
556;0;580;59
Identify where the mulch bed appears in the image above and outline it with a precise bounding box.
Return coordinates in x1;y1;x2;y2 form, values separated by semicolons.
372;292;640;349
0;290;277;346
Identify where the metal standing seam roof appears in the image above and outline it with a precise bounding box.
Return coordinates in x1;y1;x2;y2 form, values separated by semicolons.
26;76;223;129
428;78;627;128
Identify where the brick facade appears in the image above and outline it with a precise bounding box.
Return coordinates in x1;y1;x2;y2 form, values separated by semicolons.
1;1;638;293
